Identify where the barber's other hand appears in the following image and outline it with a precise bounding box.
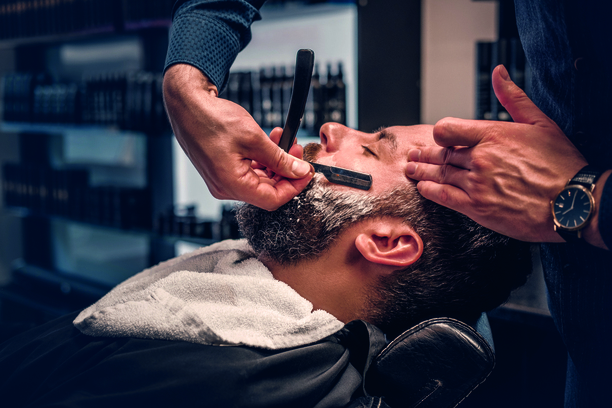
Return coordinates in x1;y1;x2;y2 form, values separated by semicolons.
407;65;590;243
163;64;314;211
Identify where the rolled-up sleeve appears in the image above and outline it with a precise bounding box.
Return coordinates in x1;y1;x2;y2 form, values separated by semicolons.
164;0;266;91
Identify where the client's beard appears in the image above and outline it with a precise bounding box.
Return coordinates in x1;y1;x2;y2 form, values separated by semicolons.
236;142;383;265
236;175;378;265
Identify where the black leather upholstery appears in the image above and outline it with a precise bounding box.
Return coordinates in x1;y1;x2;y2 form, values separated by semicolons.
364;318;495;408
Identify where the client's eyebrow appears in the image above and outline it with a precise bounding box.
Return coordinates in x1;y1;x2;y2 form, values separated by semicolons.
376;127;398;153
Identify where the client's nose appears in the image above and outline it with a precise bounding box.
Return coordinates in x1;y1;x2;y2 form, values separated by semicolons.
319;122;350;153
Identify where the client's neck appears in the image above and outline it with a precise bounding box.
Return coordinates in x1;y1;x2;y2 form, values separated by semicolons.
260;238;372;324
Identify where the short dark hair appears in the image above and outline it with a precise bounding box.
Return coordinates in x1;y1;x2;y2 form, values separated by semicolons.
364;187;532;339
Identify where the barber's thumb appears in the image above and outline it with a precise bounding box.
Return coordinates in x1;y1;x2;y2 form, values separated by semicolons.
256;141;313;178
492;65;549;126
285;155;313;178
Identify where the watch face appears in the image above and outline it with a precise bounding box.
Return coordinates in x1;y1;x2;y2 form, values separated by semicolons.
552;185;594;230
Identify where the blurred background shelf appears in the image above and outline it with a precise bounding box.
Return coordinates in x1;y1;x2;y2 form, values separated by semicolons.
3;206;221;246
1;122;149;137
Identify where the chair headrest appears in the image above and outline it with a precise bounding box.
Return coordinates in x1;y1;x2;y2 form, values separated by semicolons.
364;317;495;408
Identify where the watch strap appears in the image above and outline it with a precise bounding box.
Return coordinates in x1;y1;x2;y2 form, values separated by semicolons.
557;227;582;243
570;165;601;189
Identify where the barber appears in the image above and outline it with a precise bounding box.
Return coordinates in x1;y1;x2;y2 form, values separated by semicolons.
163;0;312;212
407;1;611;407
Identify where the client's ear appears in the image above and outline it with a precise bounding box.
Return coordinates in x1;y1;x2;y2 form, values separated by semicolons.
354;219;423;269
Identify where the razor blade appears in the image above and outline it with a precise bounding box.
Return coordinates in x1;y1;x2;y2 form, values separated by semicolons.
309;162;372;191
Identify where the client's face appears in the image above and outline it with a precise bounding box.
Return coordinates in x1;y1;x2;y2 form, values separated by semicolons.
236;123;434;264
309;123;435;194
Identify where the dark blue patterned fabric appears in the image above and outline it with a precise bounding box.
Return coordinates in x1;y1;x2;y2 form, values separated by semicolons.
516;1;612;406
164;0;266;91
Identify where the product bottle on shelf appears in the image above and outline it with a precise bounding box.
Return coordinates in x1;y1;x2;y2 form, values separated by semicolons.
490;39;511;122
251;70;263;126
281;64;294;124
331;62;346;125
475;41;493;120
311;63;324;132
271;66;284;128
323;62;347;126
260;67;273;129
239;71;253;116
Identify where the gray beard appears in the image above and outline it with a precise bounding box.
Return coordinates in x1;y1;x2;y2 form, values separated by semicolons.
236;176;379;265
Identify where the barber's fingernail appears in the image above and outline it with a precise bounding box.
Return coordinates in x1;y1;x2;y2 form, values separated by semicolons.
292;160;311;177
406;162;418;175
408;149;421;161
499;65;511;81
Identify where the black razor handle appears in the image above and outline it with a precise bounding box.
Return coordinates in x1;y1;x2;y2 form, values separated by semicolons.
278;49;315;152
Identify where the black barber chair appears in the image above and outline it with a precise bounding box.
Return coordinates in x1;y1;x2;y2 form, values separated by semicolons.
343;314;494;408
0;312;494;408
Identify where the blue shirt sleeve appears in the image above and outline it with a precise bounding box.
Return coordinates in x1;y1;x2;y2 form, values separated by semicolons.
598;175;612;249
164;0;266;92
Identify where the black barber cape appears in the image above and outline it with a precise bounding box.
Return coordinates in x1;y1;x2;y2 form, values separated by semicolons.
0;312;388;408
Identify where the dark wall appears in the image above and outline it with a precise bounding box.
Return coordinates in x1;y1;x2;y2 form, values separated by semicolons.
0;47;20;286
358;0;421;132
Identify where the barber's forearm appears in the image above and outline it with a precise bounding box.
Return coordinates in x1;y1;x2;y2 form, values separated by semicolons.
162;64;219;155
583;169;612;250
164;64;218;98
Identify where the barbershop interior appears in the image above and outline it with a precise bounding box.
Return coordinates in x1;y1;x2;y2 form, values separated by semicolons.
0;0;575;407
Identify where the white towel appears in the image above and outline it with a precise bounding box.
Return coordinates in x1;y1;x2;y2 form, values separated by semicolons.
74;239;343;350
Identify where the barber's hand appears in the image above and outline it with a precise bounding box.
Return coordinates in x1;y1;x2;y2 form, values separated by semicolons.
407;65;590;243
251;127;305;185
163;64;314;211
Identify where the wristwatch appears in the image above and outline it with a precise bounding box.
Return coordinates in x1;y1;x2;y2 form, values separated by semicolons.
551;166;601;242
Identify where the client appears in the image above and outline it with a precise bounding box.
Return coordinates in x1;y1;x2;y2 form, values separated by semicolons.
0;122;531;407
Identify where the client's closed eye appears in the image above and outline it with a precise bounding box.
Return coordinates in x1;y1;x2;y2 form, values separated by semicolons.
362;145;377;157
